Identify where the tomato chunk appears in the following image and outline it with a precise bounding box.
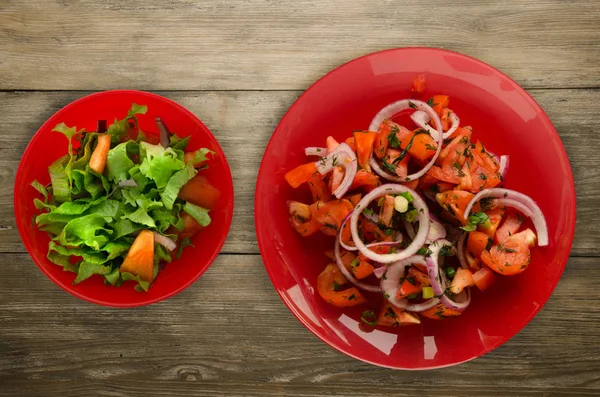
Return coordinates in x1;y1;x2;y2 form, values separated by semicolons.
378;302;420;327
481;229;536;275
495;212;524;244
317;264;366;307
284;162;318;189
120;229;155;282
178;174;221;210
411;74;426;93
472;267;496;291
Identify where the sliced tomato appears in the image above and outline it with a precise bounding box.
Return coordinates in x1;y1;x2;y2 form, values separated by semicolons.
354;130;377;171
384;149;410;177
396;277;422;299
374;120;391;159
337;250;374;279
178;174;221;210
441;108;453;131
348;193;362;207
469;164;502;193
427;165;462;184
179;212;204;239
284;162;318;189
317;264;366;307
400;129;437;162
481;229;536;275
420;302;462;320
350;169;381;192
120;230;154;282
89;134;111;174
473;141;500;173
360;218;392;243
467;231;490;258
378;195;395;227
430;95;450;117
378;302;420;327
436;190;477;225
449;268;474;294
479;206;506;238
408;266;431;286
438;133;470;165
402;179;420;190
307;173;331;202
411;74;426;93
494;212;524;244
288;201;320;236
310;199;353;233
472;267;496;291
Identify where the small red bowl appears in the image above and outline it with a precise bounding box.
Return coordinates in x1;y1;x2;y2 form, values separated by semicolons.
255;48;576;369
14;90;234;307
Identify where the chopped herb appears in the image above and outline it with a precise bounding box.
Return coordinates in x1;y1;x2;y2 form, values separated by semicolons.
388;127;401;148
439;245;455;257
384;228;395;236
460;211;490;232
398;192;414;203
406;293;419;300
417;247;432;257
385;307;397;318
323;222;338;230
427;98;436;107
350;258;360;269
479;197;495;211
406;276;416;285
361;310;378;326
383;292;390;299
479;173;487;180
408;100;418;109
381;157;397;174
377;196;385;206
520;264;527;270
504;247;517;253
453;162;466;177
332;281;341;291
362;208;375;216
504;192;508;198
347;294;358;301
459;136;469;144
404;209;418;223
319;157;327;167
425;143;437;151
331;156;339;167
445;267;456;280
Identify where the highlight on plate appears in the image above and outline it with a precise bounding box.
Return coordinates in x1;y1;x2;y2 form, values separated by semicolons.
30;104;221;292
285;75;548;327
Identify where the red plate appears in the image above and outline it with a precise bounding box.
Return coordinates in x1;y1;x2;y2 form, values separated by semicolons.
255;48;575;369
14;90;234;307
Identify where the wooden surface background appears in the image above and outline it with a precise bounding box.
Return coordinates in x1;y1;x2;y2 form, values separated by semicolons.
1;1;599;396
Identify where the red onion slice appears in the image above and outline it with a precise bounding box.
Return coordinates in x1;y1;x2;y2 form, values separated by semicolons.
153;232;177;252
499;155;510;180
314;142;357;199
404;220;416;240
305;147;328;156
426;216;447;244
373;266;387;279
496;198;533;218
339;210;404;252
426;239;471;312
381;255;440;312
410;110;460;140
350;184;429;263
463;188;548;246
368;99;444;182
334;233;381;292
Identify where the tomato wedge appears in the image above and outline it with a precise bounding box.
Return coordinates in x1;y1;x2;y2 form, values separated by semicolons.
472;267;496;291
317;264;366;307
120;230;154;282
495;212;524;244
436;190;477;225
307;173;331;202
481;229;536;275
411;74;426;93
350;169;381;192
178;174;220;210
420;302;462;320
354;130;377;171
378;302;420;327
310;199;353;233
467;231;490;258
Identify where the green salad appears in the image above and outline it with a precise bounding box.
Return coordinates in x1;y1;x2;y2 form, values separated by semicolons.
31;103;216;291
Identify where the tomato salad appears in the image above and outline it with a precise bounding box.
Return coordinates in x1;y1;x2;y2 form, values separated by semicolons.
30;104;220;291
285;75;548;326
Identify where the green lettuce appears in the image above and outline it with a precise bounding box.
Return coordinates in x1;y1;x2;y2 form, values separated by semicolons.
161;162;197;210
183;202;211;227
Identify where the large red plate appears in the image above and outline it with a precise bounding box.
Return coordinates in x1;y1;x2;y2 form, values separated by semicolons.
255;48;575;369
14;90;234;307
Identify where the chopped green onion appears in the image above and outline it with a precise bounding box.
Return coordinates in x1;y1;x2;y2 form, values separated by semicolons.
422;286;434;299
361;310;378;326
445;267;456;280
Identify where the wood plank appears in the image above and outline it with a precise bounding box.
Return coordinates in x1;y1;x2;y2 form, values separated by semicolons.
1;0;599;91
0;89;598;255
0;253;598;396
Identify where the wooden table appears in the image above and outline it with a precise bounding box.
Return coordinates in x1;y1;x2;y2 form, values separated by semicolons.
1;1;599;396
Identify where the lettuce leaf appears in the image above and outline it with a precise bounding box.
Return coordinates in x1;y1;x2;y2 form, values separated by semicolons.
47;251;79;273
106;103;147;143
57;214;112;250
52;123;84;187
121;207;156;228
185;148;214;166
73;261;112;284
169;135;190;151
120;272;150;292
48;155;71;203
139;142;185;189
161;162;197;210
176;237;194;259
183;202;211;227
31;180;49;203
112;219;141;239
106;141;135;182
73;133;98;170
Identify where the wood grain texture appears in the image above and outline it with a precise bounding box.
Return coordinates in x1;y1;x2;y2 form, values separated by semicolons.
0;253;598;396
0;89;598;255
1;0;599;91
